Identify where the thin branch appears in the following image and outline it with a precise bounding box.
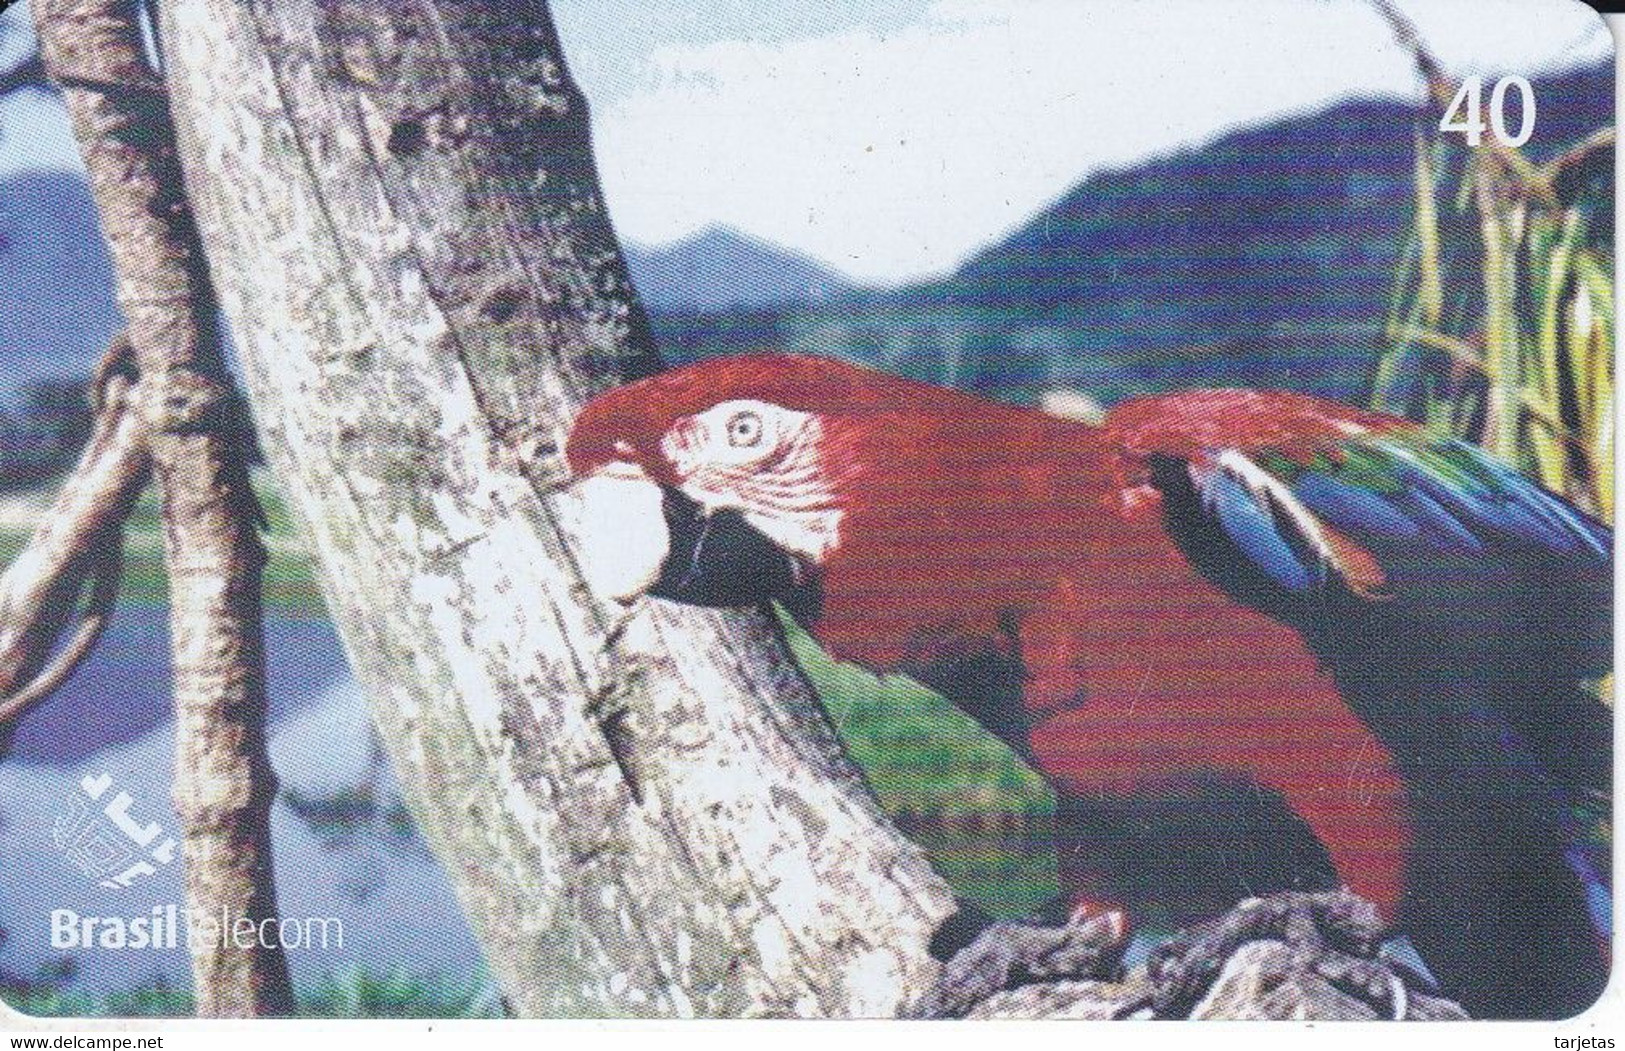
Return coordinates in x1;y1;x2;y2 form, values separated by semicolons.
0;520;122;723
0;51;47;94
34;0;293;1016
0;335;148;722
1546;127;1617;178
1545;128;1615;208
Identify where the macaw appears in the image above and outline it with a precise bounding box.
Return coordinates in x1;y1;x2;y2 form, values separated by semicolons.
565;353;1612;1019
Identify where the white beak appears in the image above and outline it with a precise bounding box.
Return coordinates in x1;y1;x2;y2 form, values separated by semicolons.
569;463;672;604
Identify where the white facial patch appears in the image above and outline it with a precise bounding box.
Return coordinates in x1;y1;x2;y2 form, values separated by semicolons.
569;464;671;604
661;399;789;476
661;400;844;563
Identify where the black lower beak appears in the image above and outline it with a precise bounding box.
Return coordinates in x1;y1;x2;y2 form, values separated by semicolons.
650;487;819;621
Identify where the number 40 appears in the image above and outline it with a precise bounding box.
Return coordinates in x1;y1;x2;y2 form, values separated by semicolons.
1441;75;1535;147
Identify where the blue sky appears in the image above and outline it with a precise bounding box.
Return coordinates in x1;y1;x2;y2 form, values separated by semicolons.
1;0;1614;283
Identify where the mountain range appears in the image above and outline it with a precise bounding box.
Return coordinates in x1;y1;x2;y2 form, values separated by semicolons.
0;61;1611;415
650;62;1612;406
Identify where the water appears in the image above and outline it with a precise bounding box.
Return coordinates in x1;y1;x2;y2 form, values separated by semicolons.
0;602;1069;1012
4;608;343;766
0;603;488;1008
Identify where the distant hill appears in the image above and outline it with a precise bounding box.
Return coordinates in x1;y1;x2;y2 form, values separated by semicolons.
625;226;852;314
938;63;1613;396
0;169;122;403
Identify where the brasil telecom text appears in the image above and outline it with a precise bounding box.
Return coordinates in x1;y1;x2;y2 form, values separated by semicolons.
51;907;342;951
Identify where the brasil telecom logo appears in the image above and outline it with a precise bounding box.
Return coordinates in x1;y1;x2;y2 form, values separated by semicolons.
52;773;177;890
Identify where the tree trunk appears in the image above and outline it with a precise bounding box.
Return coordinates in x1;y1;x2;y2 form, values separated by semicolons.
157;0;956;1017
32;0;292;1016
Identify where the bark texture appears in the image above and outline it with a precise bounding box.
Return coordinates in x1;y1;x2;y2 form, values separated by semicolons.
158;0;955;1017
966;942;1470;1021
32;0;292;1016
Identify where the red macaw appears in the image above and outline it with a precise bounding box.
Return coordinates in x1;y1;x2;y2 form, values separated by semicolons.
566;352;1612;1019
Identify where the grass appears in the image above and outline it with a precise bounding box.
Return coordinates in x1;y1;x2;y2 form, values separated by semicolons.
1371;75;1613;523
0;471;326;615
3;979;196;1019
3;968;505;1019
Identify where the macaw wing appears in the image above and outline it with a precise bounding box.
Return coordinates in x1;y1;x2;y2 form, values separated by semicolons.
1187;432;1608;599
1108;389;1612;806
1109;389;1613;966
1107;390;1609;624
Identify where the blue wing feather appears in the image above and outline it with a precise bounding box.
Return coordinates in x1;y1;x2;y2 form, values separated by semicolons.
1449;441;1610;559
1291;470;1423;545
1205;470;1317;593
1387;484;1485;556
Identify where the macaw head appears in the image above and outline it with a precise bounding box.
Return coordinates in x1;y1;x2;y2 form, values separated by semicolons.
567;352;1038;609
566;352;1115;673
565;353;902;611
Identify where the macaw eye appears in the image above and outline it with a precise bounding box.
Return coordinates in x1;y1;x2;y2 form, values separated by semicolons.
726;411;764;448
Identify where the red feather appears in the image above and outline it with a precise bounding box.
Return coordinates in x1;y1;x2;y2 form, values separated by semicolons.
1105;387;1408;466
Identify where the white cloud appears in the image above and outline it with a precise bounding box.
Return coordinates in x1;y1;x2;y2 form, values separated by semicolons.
586;0;1611;283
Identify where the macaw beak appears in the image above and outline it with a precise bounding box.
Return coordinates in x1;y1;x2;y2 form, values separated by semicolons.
571;463;811;613
648;486;806;608
572;463;672;604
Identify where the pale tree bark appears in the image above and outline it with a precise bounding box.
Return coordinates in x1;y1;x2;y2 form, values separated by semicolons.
157;0;956;1018
30;0;292;1016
